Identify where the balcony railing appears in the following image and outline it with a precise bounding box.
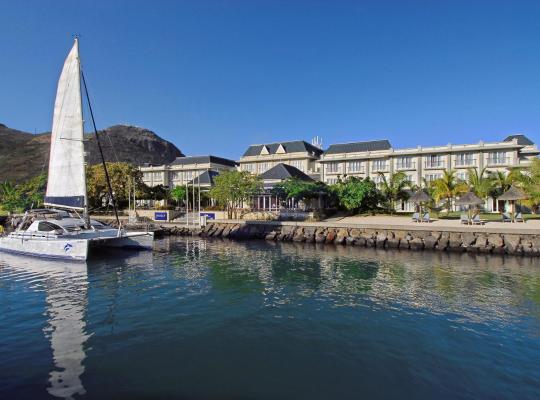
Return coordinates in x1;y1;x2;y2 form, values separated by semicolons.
396;162;416;170
347;167;366;173
454;159;476;167
424;160;445;169
487;157;511;166
371;164;389;172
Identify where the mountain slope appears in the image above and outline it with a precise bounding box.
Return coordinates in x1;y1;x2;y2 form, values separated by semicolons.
0;123;184;183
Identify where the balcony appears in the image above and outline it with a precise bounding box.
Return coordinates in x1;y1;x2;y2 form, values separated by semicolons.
371;164;389;172
454;159;476;168
396;162;416;171
424;160;445;169
347;167;366;174
487;157;511;166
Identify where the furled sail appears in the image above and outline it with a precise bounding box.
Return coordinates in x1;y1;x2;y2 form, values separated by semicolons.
44;39;87;210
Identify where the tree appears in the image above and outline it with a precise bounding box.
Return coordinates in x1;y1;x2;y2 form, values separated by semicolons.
330;177;380;213
431;170;467;212
272;178;327;200
490;170;517;199
377;172;411;213
170;185;187;206
86;162;145;209
0;181;23;213
466;167;493;200
18;173;47;209
513;158;540;212
209;170;262;218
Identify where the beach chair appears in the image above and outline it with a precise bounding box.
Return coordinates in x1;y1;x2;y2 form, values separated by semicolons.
502;212;512;223
421;212;430;223
471;214;485;225
460;213;469;225
412;212;420;223
515;212;525;223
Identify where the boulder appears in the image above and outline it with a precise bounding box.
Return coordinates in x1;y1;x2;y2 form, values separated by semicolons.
376;232;388;248
265;232;277;241
386;237;400;249
335;228;349;244
409;237;424;251
326;229;337;244
423;235;439;250
504;234;522;255
487;234;504;249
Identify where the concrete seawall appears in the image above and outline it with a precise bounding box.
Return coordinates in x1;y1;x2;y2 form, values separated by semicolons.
155;220;540;257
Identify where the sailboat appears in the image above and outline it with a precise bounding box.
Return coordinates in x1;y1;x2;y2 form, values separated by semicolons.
0;39;153;260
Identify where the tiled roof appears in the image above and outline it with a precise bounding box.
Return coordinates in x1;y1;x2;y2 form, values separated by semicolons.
503;135;534;146
242;141;323;157
259;163;314;181
324;140;392;155
171;155;238;167
187;170;219;186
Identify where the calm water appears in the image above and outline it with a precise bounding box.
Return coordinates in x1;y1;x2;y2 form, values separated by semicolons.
1;238;540;399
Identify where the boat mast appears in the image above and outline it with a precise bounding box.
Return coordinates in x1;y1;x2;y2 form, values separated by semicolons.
80;70;120;226
74;38;91;228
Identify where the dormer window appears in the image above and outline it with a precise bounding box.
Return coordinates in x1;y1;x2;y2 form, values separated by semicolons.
260;146;270;155
276;144;286;154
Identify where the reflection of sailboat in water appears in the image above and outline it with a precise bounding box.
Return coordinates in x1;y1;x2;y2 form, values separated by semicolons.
0;254;89;399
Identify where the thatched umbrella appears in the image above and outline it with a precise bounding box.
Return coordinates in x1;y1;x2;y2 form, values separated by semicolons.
409;190;432;213
498;185;528;218
456;191;484;222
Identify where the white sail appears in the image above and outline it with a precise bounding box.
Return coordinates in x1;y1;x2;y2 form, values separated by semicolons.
44;39;87;210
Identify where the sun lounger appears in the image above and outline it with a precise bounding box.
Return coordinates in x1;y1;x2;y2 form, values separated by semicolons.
412;212;420;223
515;212;525;223
471;214;485;225
502;212;512;223
421;212;430;223
460;214;469;225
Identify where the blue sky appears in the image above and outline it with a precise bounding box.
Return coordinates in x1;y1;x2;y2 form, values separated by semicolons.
2;0;540;159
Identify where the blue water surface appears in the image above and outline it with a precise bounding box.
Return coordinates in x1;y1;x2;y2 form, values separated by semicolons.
1;237;540;399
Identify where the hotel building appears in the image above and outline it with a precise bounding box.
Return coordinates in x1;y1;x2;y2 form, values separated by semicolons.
141;155;238;188
238;141;323;179
318;134;538;211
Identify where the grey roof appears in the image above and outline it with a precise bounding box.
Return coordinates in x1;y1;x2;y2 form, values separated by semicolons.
242;141;323;157
171;155;238;167
409;190;431;203
187;170;219;186
503;134;534;146
324;140;392;155
455;192;484;206
259;163;314;182
498;185;529;201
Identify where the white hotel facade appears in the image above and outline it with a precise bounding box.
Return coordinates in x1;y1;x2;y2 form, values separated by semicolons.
142;134;538;213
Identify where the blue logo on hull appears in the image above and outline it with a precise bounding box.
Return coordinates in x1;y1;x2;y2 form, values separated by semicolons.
64;243;73;252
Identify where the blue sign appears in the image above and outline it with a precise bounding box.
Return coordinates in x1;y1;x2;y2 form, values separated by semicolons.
200;212;216;220
154;212;168;221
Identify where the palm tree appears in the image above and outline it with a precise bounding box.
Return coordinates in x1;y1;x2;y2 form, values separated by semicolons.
466;167;493;200
512;158;540;213
431;170;467;213
490;170;516;199
377;171;411;213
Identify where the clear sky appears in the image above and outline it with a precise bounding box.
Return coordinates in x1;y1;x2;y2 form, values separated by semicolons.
2;0;540;159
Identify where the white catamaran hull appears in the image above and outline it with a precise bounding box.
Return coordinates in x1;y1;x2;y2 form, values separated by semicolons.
0;231;154;261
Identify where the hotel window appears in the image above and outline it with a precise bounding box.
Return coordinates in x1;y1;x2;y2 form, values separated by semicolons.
426;155;443;168
348;161;363;172
289;160;303;170
171;171;182;181
327;162;339;173
396;156;413;169
488;151;507;165
258;163;271;173
153;172;163;181
456;171;468;182
425;173;442;182
242;163;255;173
327;178;338;185
455;153;475;167
372;159;387;172
405;174;415;185
184;171;193;181
143;172;152;181
372;175;385;185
